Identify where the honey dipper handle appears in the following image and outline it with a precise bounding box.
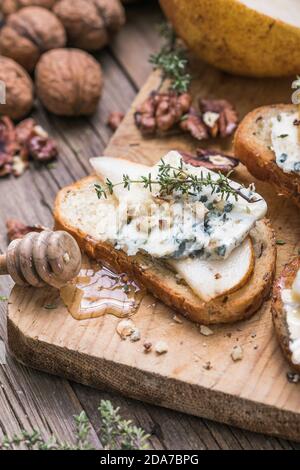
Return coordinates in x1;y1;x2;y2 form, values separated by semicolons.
0;254;8;276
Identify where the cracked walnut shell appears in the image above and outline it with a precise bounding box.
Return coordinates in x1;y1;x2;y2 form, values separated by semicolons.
0;56;34;120
0;6;66;72
53;0;125;51
1;1;58;16
35;48;103;116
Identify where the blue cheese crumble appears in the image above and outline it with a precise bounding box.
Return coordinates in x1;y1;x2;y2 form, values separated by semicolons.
101;155;267;261
271;112;300;174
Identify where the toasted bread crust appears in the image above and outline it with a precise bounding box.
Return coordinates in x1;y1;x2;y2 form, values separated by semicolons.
272;257;300;373
234;104;300;208
54;176;276;325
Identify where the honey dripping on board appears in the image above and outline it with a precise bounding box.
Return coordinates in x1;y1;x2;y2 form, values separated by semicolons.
60;256;145;320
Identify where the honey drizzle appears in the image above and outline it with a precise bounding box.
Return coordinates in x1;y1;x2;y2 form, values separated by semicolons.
60;257;145;321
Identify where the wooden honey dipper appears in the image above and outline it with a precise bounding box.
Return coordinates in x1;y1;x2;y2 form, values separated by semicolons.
0;230;82;288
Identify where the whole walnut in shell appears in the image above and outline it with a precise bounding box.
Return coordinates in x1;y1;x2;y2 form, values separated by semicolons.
35;48;103;116
53;0;125;50
0;6;66;72
1;0;58;16
0;56;34;120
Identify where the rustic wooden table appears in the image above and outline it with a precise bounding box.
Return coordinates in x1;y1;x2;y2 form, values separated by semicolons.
0;2;299;451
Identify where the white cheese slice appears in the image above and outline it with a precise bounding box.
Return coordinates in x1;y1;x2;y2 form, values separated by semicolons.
156;151;267;220
168;237;254;302
89;153;265;301
91;157;152;204
270;112;300;174
91;152;267;260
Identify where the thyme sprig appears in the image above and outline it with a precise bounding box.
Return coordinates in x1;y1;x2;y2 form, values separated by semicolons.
149;23;191;93
95;159;259;204
0;400;150;451
99;400;149;450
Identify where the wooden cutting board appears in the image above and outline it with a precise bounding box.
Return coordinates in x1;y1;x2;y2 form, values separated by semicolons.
7;67;300;442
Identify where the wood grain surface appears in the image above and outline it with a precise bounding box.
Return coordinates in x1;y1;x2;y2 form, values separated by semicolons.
7;30;300;443
1;2;300;450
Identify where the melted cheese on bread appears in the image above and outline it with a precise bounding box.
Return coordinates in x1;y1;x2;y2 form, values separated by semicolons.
89;151;267;301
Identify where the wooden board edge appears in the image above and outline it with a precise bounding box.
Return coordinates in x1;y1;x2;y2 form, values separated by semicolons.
7;313;300;443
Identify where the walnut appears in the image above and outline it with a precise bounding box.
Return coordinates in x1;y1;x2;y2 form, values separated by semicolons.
16;117;58;162
35;48;103;116
180;99;238;141
0;56;34;120
0;117;17;176
0;6;66;72
0;116;58;177
28;135;57;162
143;342;152;353
53;0;125;51
15;117;36;147
107;111;124;131
6;218;46;242
181;148;239;174
135;91;192;135
179;108;208;140
1;1;58;16
200;99;238;138
135;92;238;141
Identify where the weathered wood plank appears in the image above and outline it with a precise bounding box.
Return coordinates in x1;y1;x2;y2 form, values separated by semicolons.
1;1;299;451
0;149;103;447
0;22;144;449
7;64;300;446
110;2;164;88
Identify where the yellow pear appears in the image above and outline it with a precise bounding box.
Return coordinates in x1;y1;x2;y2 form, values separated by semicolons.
160;0;300;77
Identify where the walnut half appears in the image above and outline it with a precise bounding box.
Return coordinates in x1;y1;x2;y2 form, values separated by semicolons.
181;148;239;174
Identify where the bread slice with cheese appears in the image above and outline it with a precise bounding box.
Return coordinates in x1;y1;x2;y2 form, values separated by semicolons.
54;153;276;325
272;257;300;372
234;104;300;208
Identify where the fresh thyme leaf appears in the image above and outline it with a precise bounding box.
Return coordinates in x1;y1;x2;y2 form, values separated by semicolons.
0;296;8;302
150;22;191;93
95;183;108;199
46;163;56;170
44;304;57;310
276;239;286;245
278;134;289;138
123;284;130;294
94;159;259;204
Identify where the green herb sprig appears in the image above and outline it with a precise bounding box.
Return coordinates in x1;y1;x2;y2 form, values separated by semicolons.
0;400;150;451
99;400;149;450
95;159;260;204
149;23;191;93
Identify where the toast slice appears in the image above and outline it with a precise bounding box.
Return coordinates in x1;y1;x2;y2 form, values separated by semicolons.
54;175;276;325
272;257;300;373
234;104;300;208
